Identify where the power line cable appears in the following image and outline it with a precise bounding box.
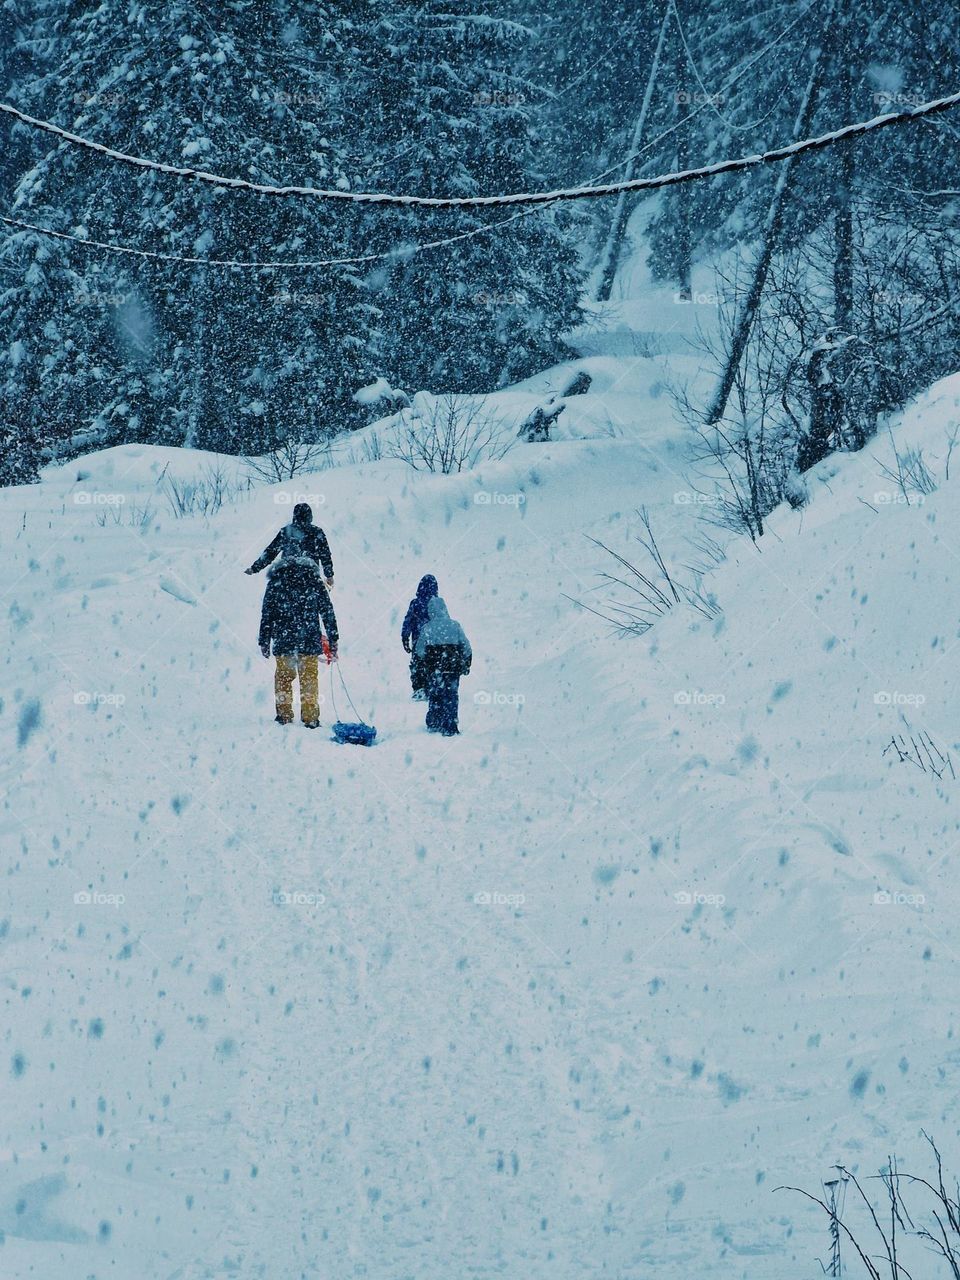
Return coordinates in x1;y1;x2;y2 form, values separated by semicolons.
0;206;541;269
3;89;960;208
669;0;779;134
589;0;815;184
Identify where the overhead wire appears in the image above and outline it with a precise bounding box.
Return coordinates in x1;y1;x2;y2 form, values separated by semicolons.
2;89;959;210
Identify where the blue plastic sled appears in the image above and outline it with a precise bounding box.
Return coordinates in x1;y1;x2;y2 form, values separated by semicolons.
332;721;377;746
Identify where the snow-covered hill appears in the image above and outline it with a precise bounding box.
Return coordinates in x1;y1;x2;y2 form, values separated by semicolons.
4;350;960;1278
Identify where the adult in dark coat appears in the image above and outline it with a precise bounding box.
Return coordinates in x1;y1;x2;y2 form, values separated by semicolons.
258;558;339;727
401;574;439;700
246;502;334;586
414;596;471;736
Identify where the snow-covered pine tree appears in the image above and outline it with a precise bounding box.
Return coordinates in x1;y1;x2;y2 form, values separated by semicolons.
352;1;584;396
0;1;588;478
643;0;960;445
0;0;381;477
0;1;28;205
533;0;664;189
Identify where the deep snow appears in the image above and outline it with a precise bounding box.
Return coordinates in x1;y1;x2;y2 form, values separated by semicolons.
4;271;960;1278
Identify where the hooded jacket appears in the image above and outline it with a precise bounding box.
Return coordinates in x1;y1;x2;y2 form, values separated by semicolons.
258;557;339;656
401;574;439;651
414;597;472;673
248;503;334;579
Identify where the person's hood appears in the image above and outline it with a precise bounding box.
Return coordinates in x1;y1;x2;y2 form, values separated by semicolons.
416;574;439;602
416;595;466;653
292;502;313;528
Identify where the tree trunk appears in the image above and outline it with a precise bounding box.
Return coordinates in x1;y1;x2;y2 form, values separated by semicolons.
704;48;826;424
594;5;671;303
671;34;693;300
832;0;855;336
185;199;211;450
797;342;843;472
831;0;859;444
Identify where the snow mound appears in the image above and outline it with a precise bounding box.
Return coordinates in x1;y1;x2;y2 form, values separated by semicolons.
3;366;960;1278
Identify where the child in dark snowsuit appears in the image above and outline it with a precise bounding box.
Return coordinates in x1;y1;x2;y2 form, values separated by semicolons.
414;596;472;736
401;574;438;700
258;558;338;728
246;502;334;587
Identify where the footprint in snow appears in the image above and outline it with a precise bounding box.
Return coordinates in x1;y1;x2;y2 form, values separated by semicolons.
0;1174;89;1244
799;821;851;857
159;575;198;606
803;773;883;799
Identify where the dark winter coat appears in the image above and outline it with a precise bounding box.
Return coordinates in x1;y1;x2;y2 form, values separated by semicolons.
258;558;339;656
401;574;439;652
248;503;334;579
415;598;470;735
415;597;472;675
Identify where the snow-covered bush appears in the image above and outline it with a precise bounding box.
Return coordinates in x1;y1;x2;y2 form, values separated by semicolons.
385;395;514;474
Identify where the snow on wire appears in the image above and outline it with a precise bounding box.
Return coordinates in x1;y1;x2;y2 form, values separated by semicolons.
3;88;960;209
0;208;540;270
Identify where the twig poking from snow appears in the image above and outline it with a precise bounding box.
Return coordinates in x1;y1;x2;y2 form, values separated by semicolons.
883;728;954;781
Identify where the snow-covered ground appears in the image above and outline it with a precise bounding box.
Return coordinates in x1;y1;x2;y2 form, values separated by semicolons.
5;258;960;1278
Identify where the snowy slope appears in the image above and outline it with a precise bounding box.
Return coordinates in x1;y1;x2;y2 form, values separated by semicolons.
5;351;960;1278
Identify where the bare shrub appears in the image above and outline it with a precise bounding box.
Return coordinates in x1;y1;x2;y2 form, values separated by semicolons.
163;465;253;519
386;395;513;474
875;430;938;503
883;726;955;780
567;507;720;635
245;438;333;483
357;431;385;464
95;501;155;530
782;1134;960;1277
673;262;802;543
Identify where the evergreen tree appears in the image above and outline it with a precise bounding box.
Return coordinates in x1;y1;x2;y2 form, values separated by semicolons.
533;0;664;187
644;0;960;450
0;0;586;479
1;0;384;477
645;0;960;286
355;1;584;395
